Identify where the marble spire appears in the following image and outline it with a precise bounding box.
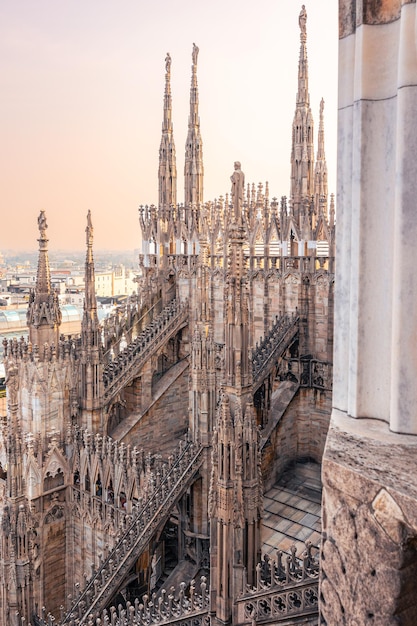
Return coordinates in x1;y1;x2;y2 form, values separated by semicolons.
27;211;61;350
184;43;204;206
290;5;315;223
314;97;328;217
82;210;99;346
158;52;177;208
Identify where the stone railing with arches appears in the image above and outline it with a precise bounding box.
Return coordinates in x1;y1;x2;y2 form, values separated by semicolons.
102;298;188;401
235;542;320;624
252;311;299;387
33;576;210;626
58;438;204;624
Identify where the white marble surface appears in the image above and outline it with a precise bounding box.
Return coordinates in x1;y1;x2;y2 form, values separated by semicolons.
336;3;417;434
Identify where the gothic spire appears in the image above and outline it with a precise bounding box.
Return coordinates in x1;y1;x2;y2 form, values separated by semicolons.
314;97;328;218
297;4;309;107
184;43;204;206
210;164;262;623
82;210;100;346
158;52;177;208
80;210;102;425
290;5;315;224
27;211;61;349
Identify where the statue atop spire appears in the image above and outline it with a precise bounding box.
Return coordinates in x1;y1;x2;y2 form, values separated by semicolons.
299;5;307;42
165;52;171;74
231;161;245;221
38;210;48;239
192;43;199;67
86;209;93;248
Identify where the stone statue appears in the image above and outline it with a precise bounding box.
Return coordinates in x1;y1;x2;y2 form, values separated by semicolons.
86;210;93;246
299;5;307;37
192;43;199;66
165;52;171;73
231;161;245;213
320;97;325;116
38;211;47;236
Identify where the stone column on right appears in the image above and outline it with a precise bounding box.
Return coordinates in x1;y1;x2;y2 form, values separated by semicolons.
320;1;417;624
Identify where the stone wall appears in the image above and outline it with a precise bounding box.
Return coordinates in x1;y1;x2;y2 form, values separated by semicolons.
321;411;417;625
212;268;333;359
43;516;66;618
262;386;331;490
122;366;189;453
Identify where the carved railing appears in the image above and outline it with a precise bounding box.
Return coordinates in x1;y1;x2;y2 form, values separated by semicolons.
286;357;333;392
34;577;210;626
235;542;319;624
102;297;163;361
252;312;299;387
102;298;188;400
59;439;204;624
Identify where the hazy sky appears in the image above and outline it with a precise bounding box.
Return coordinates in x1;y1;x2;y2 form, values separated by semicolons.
1;1;338;252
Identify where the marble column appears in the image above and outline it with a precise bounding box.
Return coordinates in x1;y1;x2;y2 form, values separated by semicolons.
321;2;417;623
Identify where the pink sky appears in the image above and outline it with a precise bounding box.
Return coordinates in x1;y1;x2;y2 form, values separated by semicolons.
0;1;338;252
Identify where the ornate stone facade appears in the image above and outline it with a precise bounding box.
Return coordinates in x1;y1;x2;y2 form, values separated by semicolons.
0;8;336;626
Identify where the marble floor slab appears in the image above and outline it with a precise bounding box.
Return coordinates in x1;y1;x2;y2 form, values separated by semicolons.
262;460;322;558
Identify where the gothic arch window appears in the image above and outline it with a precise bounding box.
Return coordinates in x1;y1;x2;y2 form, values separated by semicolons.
227;444;231;480
95;473;102;497
85;469;91;493
290;230;298;256
44;468;64;492
106;478;114;504
220;443;224;479
119;491;127;510
149;239;157;255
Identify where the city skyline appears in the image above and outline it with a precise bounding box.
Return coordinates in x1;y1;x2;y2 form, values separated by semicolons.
1;0;338;251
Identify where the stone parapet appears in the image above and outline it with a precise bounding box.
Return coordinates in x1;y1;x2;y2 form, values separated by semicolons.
320;410;417;625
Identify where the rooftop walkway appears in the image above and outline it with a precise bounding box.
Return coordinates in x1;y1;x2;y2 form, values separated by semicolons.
262;460;322;557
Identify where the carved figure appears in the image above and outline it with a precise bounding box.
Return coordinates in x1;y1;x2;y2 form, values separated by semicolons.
86;210;93;246
38;211;47;235
231;161;245;213
299;5;307;36
192;43;199;66
165;52;171;73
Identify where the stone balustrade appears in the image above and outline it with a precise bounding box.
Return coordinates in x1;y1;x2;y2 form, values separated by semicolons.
102;298;188;401
34;575;210;626
252;312;299;386
2;334;79;364
58;438;204;624
235;542;320;625
102;296;162;360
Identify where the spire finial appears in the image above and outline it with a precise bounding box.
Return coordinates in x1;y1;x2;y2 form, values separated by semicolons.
192;43;199;68
231;162;245;223
38;210;48;240
184;43;203;206
28;211;61;348
299;5;307;42
86;209;93;248
159;52;177;207
165;52;171;75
